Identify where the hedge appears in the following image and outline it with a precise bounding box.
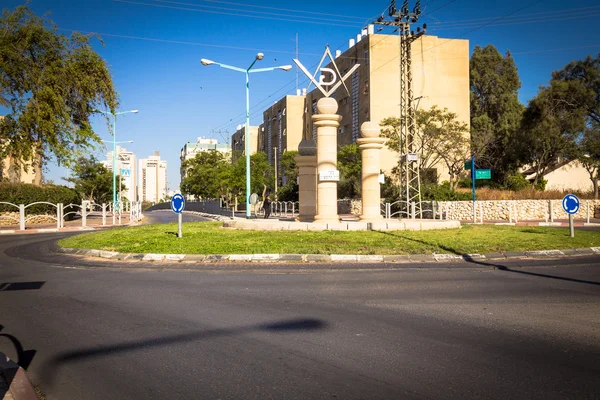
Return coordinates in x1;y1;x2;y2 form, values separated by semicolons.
0;182;81;216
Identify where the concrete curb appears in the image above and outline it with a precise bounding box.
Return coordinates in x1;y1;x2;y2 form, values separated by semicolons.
55;246;600;265
0;353;38;400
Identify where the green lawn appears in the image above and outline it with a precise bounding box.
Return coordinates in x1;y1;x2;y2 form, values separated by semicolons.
58;222;600;255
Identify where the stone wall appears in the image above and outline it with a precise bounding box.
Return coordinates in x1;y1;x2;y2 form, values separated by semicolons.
0;212;57;225
337;199;362;215
437;199;600;221
335;199;600;220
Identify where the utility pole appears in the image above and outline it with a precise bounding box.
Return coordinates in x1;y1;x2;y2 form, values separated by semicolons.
274;146;278;200
373;0;426;218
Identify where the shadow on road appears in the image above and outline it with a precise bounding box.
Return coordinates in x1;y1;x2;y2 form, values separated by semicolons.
42;317;327;384
0;282;45;291
0;325;37;371
465;258;600;286
375;231;600;286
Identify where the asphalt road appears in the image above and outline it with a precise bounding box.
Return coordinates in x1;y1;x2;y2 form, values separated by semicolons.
141;210;212;224
1;232;599;400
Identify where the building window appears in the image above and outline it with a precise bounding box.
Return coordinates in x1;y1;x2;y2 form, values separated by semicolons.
364;50;369;64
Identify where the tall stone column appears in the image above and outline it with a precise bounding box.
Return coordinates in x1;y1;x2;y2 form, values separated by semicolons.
313;98;342;223
294;139;317;222
357;122;385;222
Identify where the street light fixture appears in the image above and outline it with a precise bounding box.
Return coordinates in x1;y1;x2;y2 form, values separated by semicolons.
96;109;139;218
201;53;292;218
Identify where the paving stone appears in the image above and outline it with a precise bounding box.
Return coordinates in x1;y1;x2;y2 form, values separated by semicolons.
331;254;357;262
279;254;304;261
525;250;564;257
165;254;185;262
484;252;506;260
575;248;596;255
382;255;411;263
409;254;435;262
433;253;463;261
251;254;280;262
203;255;226;262
99;250;119;259
142;253;165;262
503;251;527;258
356;255;384;262
306;254;331;262
229;254;253;262
125;253;145;260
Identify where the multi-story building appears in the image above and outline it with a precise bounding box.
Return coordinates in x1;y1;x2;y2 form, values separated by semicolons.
103;146;138;202
180;137;231;182
231;125;259;163
260;94;306;186
139;151;168;203
0;116;42;185
302;30;470;183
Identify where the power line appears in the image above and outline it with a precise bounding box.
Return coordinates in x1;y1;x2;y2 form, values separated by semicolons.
426;4;600;26
114;0;362;28
149;0;358;24
57;28;321;55
176;0;368;20
430;11;600;31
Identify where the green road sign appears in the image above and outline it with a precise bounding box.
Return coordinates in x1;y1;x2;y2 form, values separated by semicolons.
464;160;472;170
475;169;491;179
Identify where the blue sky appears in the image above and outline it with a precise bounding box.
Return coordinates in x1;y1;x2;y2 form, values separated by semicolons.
3;0;600;190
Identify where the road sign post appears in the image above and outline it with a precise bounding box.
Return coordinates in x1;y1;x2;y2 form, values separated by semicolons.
171;194;185;238
562;194;580;238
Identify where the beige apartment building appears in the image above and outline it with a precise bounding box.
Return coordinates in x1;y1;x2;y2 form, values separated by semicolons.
231;125;259;163
260;95;306;186
303;31;470;183
139;151;168;203
0;116;43;185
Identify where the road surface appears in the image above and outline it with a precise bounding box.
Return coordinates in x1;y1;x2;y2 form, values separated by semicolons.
1;232;599;399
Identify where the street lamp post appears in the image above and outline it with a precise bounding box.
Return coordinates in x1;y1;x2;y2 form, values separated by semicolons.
201;54;292;218
97;109;138;219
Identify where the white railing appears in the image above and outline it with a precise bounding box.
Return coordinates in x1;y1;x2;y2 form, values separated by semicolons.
0;200;144;230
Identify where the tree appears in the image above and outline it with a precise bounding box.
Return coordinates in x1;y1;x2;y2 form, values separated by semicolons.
64;156;124;204
380;106;470;189
518;55;600;187
181;150;231;199
0;6;118;171
470;45;524;183
277;150;299;202
337;144;362;199
519;82;586;186
579;124;600;198
552;54;600;196
228;152;273;204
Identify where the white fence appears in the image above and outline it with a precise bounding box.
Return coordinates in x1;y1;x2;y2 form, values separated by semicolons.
0;201;143;230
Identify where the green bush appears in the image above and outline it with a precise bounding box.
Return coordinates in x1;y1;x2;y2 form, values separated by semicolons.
504;174;530;191
422;182;472;201
0;183;81;217
534;178;547;191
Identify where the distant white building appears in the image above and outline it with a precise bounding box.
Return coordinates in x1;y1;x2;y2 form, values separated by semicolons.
139;151;168;203
102;145;138;202
180;137;231;183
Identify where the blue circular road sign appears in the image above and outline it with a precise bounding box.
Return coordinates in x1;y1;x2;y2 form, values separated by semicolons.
562;194;580;215
171;194;185;214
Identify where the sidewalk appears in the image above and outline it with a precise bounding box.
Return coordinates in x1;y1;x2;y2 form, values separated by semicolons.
0;353;38;400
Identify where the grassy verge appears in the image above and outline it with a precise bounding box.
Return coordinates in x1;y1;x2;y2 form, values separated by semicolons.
58;222;600;255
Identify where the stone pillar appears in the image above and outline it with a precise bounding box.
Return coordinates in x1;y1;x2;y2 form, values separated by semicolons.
295;139;318;222
357;122;385;222
313;98;342;223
